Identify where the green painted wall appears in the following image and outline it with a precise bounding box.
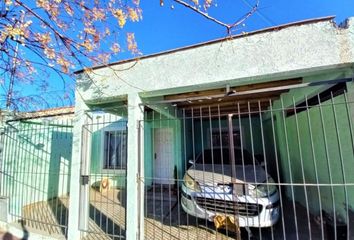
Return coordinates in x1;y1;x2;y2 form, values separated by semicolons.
143;112;182;186
1;120;73;218
275;89;354;222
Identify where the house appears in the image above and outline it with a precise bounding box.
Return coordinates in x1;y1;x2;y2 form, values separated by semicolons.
1;16;354;239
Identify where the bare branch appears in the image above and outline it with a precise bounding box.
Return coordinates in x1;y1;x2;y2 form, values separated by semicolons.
173;0;260;34
172;0;229;29
229;0;259;29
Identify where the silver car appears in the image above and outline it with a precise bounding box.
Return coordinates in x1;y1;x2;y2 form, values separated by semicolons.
181;148;280;228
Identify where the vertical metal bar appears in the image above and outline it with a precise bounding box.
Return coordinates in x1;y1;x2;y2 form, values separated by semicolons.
182;108;190;240
44;121;51;229
100;115;105;231
93;116;98;234
248;101;262;240
113;115;116;236
280;97;299;240
228;114;236;182
199;106;208;235
217;105;228;228
137;118;142;240
237;103;251;239
19;122;26;223
174;107;181;240
54;121;60;230
159;111;164;240
317;94;337;238
292;96;312;239
105;114;110;235
11;122;20;220
191;107;199;231
1;127;9;198
208;106;218;234
15;123;22;221
2;127;9;200
31;122;40;227
258;100;275;240
25;122;32;222
5;126;12;220
22;122;30;223
60;120;66;233
331;92;349;239
168;113;172;239
304;95;325;239
269;100;286;240
143;110;147;240
152;110;156;240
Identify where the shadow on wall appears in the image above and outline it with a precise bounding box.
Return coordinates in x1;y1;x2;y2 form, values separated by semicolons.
48;131;73;200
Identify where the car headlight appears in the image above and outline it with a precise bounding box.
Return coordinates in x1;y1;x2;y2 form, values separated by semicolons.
249;178;277;198
183;174;201;192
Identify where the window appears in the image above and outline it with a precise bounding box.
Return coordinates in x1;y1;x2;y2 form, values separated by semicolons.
103;130;127;169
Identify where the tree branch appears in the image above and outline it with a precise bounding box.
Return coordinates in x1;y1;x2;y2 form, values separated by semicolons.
173;0;260;34
173;0;229;28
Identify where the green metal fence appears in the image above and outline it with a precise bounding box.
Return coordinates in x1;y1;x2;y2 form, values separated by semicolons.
0;119;73;237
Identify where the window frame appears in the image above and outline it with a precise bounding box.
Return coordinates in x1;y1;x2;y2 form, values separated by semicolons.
101;125;128;172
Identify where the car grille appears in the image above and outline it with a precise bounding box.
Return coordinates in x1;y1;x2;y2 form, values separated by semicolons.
195;197;262;217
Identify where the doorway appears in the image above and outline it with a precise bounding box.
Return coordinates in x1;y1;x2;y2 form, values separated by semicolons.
153;128;174;184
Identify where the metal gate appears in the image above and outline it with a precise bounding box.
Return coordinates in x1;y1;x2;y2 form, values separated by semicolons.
79;112;127;240
0;119;72;237
140;81;354;240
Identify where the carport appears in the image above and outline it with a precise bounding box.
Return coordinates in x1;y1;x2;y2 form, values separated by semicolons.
141;76;354;239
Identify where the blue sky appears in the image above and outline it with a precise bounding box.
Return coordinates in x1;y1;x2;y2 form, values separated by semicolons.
126;0;354;57
4;0;354;110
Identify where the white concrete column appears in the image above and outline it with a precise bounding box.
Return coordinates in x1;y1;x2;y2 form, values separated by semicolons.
67;97;89;240
126;93;144;240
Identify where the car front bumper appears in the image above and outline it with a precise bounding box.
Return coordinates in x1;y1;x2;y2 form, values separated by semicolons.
181;184;280;228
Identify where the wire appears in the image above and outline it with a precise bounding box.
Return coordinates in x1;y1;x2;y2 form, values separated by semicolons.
240;0;277;26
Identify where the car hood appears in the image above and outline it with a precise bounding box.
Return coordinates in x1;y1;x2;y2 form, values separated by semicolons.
187;164;268;186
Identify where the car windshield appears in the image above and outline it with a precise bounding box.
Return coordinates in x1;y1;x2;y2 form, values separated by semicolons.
195;148;255;165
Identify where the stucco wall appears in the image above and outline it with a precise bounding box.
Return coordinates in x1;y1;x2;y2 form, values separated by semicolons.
77;17;354;102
